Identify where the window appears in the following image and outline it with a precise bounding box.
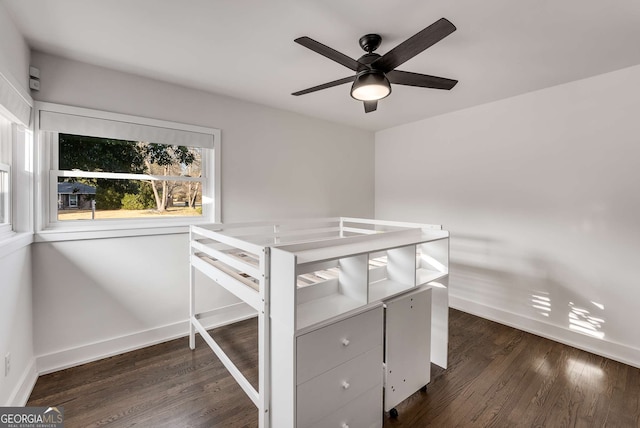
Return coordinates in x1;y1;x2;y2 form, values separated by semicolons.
37;103;220;234
0;165;9;228
0;69;33;248
0;114;11;237
54;134;204;221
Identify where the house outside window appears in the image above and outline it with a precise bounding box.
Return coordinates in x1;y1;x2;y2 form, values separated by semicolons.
36;103;220;236
58;182;95;210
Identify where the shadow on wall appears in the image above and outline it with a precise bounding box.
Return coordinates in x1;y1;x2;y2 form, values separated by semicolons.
32;242;151;356
449;234;606;341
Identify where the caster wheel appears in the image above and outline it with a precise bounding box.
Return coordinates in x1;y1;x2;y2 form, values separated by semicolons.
389;408;399;419
421;385;428;393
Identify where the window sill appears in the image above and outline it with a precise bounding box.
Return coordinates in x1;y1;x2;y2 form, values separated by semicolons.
0;232;34;259
35;218;213;242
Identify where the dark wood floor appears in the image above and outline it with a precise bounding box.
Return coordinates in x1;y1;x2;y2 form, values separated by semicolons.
28;309;640;427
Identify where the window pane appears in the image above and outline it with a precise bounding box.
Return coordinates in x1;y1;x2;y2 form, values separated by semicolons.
0;115;10;226
58;133;202;176
0;170;7;224
57;177;202;221
59;134;143;173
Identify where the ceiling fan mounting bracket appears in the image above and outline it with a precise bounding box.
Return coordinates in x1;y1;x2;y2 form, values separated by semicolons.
359;34;382;53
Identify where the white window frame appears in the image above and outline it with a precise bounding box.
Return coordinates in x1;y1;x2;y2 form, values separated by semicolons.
35;102;221;241
0;162;10;237
0;115;12;239
0;69;34;257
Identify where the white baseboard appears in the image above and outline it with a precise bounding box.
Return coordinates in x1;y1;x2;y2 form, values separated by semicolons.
7;357;38;406
36;303;257;375
450;295;640;369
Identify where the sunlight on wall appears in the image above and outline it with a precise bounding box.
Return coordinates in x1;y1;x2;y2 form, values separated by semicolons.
529;291;606;339
531;292;551;317
568;302;605;339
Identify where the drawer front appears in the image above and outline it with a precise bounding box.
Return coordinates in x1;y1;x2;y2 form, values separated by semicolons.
297;346;383;428
297;306;383;384
306;384;382;428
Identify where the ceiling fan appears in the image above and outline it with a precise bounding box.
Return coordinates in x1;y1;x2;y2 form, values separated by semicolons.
292;18;458;113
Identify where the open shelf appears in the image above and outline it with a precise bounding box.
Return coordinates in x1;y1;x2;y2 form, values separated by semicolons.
297;293;363;330
369;279;414;303
366;245;416;303
295;254;368;329
416;268;448;287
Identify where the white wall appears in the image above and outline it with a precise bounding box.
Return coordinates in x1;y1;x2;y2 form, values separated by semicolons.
0;247;34;405
29;52;375;372
376;64;640;368
0;2;35;406
0;2;29;95
31;234;244;372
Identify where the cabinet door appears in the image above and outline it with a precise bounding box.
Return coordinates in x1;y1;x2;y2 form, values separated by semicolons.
384;287;432;412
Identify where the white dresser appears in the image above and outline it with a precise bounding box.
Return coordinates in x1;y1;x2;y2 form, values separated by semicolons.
269;225;447;427
297;306;383;427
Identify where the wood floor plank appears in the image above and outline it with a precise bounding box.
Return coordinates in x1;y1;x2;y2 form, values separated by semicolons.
505;340;568;424
27;310;640;428
465;333;548;427
570;351;608;427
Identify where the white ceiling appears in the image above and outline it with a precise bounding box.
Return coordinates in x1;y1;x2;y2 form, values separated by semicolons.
4;0;640;131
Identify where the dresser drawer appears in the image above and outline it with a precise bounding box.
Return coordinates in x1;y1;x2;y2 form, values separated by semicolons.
297;306;383;384
306;384;382;428
297;345;383;428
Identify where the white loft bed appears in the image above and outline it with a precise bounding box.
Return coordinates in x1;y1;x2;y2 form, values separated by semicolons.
189;217;450;428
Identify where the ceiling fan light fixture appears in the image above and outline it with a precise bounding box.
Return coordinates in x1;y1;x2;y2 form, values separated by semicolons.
350;70;391;101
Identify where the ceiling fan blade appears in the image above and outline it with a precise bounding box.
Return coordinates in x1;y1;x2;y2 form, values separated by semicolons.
295;36;361;71
387;70;458;90
364;100;378;113
292;76;356;96
373;18;456;72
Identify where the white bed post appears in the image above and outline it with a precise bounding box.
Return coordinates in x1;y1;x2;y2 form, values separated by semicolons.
189;228;196;350
258;247;271;428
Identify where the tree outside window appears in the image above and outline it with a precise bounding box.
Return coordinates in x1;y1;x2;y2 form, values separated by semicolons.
57;133;203;221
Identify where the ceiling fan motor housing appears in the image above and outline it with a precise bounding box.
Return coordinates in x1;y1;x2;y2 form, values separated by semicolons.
357;53;382;71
